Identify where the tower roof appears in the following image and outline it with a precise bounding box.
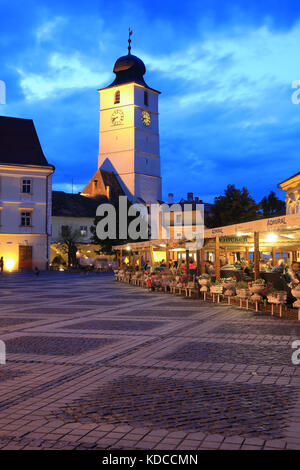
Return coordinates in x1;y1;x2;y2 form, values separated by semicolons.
99;30;160;93
110;53;149;88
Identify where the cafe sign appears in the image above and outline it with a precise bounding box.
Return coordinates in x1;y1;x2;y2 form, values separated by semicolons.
267;217;287;230
220;236;248;243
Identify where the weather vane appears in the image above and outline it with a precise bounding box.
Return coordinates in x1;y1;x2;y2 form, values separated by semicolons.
128;28;133;54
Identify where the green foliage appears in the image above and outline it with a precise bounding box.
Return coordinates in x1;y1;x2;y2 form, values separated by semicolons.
236;281;249;289
260;191;285;217
206;185;260;228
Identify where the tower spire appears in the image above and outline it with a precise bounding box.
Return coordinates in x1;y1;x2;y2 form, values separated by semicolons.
128;28;133;55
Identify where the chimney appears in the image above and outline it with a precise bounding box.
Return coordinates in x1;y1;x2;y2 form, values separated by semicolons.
187;192;193;201
168;193;174;204
195;196;199;202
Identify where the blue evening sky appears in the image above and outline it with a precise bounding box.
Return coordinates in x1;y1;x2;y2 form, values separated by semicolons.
1;0;299;203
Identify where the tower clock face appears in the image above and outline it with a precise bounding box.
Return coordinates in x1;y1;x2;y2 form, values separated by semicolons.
142;110;151;127
111;109;124;126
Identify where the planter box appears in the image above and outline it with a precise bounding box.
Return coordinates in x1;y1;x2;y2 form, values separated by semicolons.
210;285;223;294
292;288;300;300
236;288;250;299
199;279;210;286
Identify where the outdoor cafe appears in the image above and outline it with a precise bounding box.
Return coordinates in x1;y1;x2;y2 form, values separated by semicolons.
113;212;300;319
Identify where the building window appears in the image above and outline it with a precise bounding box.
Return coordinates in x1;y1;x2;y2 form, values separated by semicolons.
114;90;120;104
21;179;32;194
80;226;88;236
21;211;32;226
144;91;148;106
176;214;182;224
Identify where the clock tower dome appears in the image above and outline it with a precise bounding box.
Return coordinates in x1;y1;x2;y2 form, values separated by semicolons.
97;33;162;203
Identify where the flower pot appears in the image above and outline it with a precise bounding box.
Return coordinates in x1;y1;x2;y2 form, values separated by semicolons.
199;279;209;286
250;284;264;295
222;281;235;290
211;285;223;294
236;288;250;299
200;285;209;292
224;289;235;296
292;288;300;300
250;293;262;302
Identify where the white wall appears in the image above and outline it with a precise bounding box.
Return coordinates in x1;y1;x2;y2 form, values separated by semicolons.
0;165;53;270
52;216;94;243
98;83;162;203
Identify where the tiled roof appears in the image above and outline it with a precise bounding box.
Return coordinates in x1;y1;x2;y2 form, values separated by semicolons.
52;191;107;218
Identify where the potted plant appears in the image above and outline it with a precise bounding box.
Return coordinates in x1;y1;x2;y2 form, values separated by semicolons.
221;277;236;296
210;281;223;294
198;274;211;287
236;281;250;299
250;278;265;294
267;288;287;304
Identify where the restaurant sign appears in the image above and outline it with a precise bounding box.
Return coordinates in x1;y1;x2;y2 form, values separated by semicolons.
220;236;248;243
267;217;287;228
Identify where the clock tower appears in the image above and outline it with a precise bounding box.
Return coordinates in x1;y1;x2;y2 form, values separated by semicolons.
97;36;162;203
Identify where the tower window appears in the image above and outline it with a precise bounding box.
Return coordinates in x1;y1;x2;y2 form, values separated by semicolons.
144;91;148;106
114;90;120;104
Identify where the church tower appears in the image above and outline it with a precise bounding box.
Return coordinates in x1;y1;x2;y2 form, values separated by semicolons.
97;32;162;203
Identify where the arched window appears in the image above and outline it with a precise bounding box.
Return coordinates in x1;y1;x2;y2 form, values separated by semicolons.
114;90;120;104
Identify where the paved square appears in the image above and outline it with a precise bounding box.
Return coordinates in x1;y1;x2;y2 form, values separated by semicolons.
65;320;166;331
54;375;294;438
5;335;117;356
0;272;300;450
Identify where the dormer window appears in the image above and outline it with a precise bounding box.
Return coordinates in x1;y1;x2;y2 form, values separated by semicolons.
144;91;148;106
114;90;120;104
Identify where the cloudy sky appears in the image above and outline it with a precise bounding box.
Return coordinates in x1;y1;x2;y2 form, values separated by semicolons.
1;0;299;203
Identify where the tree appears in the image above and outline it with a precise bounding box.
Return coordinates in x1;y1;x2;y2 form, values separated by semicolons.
260;191;285;218
206;184;260;228
90;198;149;255
59;225;81;267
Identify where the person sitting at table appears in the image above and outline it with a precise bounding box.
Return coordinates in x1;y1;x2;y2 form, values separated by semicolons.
234;261;242;270
271;259;285;273
265;259;273;271
287;261;300;287
205;261;215;275
241;260;251;276
259;260;268;271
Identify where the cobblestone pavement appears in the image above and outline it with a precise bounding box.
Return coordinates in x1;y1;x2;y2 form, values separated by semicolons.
1;272;300;450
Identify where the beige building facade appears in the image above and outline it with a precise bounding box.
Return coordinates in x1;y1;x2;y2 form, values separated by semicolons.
278;172;300;215
0;117;54;271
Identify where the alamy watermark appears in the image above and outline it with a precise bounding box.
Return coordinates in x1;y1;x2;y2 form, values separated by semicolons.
95;196;204;250
291;80;300;104
0;80;6;104
0;340;6;364
292;340;300;365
